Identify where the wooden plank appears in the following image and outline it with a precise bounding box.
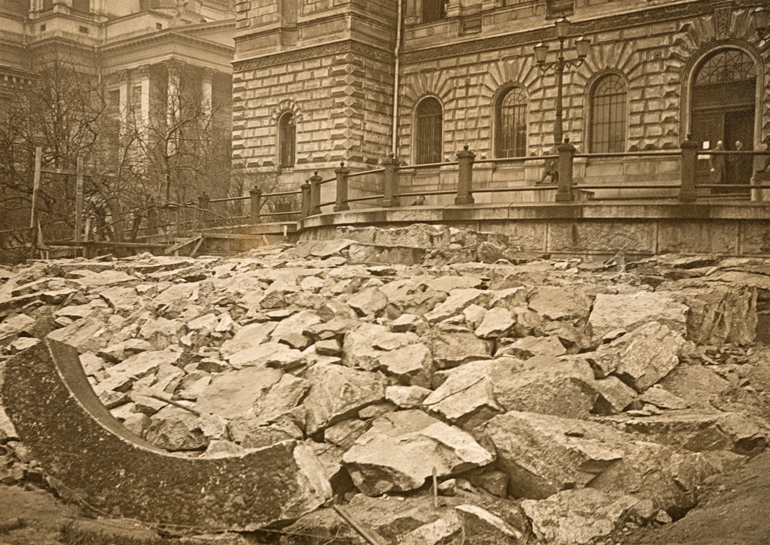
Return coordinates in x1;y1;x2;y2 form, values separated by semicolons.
164;235;201;255
190;236;204;258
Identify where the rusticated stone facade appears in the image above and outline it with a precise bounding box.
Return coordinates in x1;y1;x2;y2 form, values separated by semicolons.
234;0;769;192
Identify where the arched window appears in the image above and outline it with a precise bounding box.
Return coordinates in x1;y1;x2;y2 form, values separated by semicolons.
415;97;443;164
496;87;528;158
278;112;295;168
590;74;627;153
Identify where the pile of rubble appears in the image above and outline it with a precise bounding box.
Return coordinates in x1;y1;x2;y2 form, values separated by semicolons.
1;224;769;544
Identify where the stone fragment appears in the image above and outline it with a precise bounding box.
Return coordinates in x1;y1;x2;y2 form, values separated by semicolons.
376;343;433;387
254;373;311;424
613;322;685;392
399;515;463;545
201;440;247;458
139;317;185;350
227;409;304;448
302;363;387;435
227;342;304;370
676;286;757;346
47;316;112;354
489;287;528;312
145;407;208;451
196;366;283;419
372;331;419;351
340;323;389;370
528;286;591;322
270;310;322;344
592;376;638;415
385;385;432;408
9;337;39;353
455;504;524;544
220;321;277;356
640;385;689;409
0;314;36;346
99;287;139;314
424;289;492;324
475;307;515;338
498;336;566;359
347;287;388;317
437;479;457;496
521;489;640;545
390;313;427;334
542;322;594;352
589;292;688;340
342;410;494;495
122;413;151;438
425;323;494;369
324;418;369;450
463;304;487;330
468;470;509;498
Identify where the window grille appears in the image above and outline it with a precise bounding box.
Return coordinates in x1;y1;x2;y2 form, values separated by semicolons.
496;88;527;158
279;113;296;168
590;74;627;153
415;97;443;165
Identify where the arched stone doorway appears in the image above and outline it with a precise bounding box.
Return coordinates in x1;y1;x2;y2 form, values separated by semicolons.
690;48;757;190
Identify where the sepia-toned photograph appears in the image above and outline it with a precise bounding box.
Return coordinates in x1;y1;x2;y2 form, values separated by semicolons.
0;0;768;544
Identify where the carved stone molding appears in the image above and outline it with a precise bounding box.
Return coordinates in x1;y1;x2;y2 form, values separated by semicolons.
712;2;733;41
233;40;393;72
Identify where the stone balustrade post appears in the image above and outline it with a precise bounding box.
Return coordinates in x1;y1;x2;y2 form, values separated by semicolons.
250;187;262;223
455;145;476;205
310;171;322;215
556;139;576;202
679;136;698;203
300;181;311;217
334;162;350;212
382;154;399;207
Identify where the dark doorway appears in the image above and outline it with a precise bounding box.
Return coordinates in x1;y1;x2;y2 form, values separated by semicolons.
691;49;756;193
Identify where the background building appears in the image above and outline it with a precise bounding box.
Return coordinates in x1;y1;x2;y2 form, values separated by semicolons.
232;0;768;199
0;0;235;246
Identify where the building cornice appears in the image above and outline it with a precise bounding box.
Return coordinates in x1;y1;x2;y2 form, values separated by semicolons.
401;0;720;64
233;39;392;72
100;30;234;56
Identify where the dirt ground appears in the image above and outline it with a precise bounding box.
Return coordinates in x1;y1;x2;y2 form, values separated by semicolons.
1;452;768;545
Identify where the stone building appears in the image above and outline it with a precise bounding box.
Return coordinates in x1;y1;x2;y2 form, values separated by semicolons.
232;0;768;200
0;0;236;238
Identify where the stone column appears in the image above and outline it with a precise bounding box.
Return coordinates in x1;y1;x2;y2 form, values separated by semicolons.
201;69;213;117
118;70;129;135
455;145;476;205
334;162;350;212
139;66;151;130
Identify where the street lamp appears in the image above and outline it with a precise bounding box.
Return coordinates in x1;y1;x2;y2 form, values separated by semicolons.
533;17;590;146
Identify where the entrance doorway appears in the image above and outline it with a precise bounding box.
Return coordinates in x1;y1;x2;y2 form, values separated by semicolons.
691;48;756;192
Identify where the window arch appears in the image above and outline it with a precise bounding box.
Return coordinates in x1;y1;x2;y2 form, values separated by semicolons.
278;112;295;168
590;74;627;153
415;97;443;164
496;87;528;158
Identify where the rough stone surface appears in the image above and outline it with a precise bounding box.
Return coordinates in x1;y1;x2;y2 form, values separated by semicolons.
521;488;640;545
589;292;688;340
342;410;494;495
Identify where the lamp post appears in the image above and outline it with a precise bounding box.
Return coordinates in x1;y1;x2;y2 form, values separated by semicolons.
533;18;590;146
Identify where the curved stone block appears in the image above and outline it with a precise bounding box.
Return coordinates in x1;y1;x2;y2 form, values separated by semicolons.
2;340;331;531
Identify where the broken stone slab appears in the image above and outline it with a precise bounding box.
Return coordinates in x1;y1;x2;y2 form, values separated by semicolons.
399;514;463;545
527;286;592;322
385;385;432;408
591;376;638;415
227;411;304;449
455;504;525;545
639;385;689;409
375;343;433;387
0;314;36;346
424;289;493;324
342;409;494;495
340;323;389;371
490;356;599;420
595;412;767;454
226;342;304;370
497;336;567;359
47;315;112;354
253;373;311;425
674;286;757;346
145;406;209;451
220;321;277;357
475;307;515;338
2;339;332;530
302;363;387;436
520;488;640;545
196;366;283;419
589;292;688;340
347;287;388;318
424;323;494;369
481;411;712;511
612;322;686;392
422;358;516;429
